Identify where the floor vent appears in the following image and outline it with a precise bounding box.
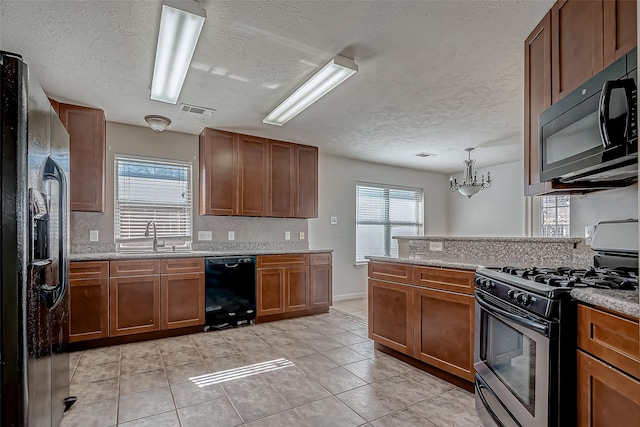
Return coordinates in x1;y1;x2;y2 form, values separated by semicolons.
179;103;216;116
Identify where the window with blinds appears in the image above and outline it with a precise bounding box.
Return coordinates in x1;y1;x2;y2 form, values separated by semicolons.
115;155;192;248
356;183;424;262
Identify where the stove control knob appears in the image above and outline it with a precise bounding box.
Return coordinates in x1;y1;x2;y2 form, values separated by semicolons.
507;289;517;300
516;293;532;306
474;277;482;287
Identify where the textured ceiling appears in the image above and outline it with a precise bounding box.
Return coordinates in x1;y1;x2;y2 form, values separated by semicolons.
1;0;554;173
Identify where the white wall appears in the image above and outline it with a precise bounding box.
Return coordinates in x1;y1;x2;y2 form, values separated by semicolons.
308;154;449;299
569;185;638;237
447;160;526;236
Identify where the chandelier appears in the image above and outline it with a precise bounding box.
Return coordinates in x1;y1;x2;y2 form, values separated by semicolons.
449;148;492;198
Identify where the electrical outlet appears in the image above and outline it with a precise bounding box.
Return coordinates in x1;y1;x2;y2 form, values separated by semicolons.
285;231;291;240
89;230;99;242
228;231;235;241
429;241;443;251
585;225;596;245
330;216;337;225
299;231;305;240
198;231;212;241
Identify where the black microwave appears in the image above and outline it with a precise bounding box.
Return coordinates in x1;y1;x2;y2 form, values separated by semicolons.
539;49;637;183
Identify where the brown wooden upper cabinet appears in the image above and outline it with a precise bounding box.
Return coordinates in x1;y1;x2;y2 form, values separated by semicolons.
603;0;637;67
551;0;604;103
238;134;268;216
524;12;553;196
58;103;106;212
295;145;318;218
199;128;318;218
199;129;239;216
267;140;296;217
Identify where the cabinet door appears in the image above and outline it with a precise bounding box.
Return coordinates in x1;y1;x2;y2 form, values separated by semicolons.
413;287;474;381
294;145;318;218
69;278;109;342
368;279;413;355
161;273;205;329
604;0;637;65
199;129;238;215
267;140;295;217
524;11;553;196
577;350;640;426
552;0;604;103
310;265;332;309
59;103;105;212
109;276;160;336
285;266;310;312
257;268;285;316
238;134;268;216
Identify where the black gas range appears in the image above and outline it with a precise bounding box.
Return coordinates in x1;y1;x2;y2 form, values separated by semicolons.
474;220;638;427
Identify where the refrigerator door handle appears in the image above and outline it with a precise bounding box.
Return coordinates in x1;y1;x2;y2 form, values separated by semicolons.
43;156;68;310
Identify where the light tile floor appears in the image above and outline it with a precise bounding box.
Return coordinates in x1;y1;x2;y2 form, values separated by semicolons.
331;297;368;320
62;309;482;427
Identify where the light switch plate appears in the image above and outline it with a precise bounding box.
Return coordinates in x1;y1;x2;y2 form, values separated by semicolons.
198;231;212;241
429;241;443;251
89;230;99;242
228;231;235;241
299;231;305;240
285;231;291;240
330;217;337;225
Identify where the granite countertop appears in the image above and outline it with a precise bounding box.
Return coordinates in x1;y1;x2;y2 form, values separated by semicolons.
570;288;640;319
70;248;334;262
365;255;513;271
392;235;583;244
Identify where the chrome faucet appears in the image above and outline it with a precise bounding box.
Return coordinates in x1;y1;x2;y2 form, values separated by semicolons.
144;221;165;251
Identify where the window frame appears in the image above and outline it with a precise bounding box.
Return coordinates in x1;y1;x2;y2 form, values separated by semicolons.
540;195;570;237
355;182;424;263
114;154;193;250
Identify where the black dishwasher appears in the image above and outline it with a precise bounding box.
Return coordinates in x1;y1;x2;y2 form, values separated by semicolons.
205;256;256;329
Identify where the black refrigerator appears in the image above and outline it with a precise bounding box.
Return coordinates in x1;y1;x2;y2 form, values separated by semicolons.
1;51;75;426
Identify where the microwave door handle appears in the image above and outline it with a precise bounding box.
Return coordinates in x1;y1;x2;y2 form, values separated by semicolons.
599;78;636;148
475;291;549;336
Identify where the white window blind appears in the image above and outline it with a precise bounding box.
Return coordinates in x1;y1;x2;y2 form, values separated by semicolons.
356;183;424;262
115;155;192;242
541;195;570;237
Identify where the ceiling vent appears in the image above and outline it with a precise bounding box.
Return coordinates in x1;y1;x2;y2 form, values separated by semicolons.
414;152;437;158
179;103;216;116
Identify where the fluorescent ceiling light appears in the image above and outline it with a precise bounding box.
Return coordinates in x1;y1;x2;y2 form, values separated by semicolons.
263;55;358;126
150;0;206;104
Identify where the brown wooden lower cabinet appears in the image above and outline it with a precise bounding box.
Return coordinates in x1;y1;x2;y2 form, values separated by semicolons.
161;272;205;329
257;268;285;316
69;277;109;342
284;266;310;312
109;275;161;336
368;278;414;355
413;287;474;381
309;264;332;309
577;350;640;427
69;261;109;342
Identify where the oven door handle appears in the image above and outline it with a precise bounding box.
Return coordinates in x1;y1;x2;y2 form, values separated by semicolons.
475;291;549;336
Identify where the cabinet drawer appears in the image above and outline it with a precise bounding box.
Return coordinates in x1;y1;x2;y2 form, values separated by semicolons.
368;262;412;283
413;267;474;294
160;258;204;275
310;252;332;265
257;254;308;268
70;261;109;280
578;304;639;379
109;260;160;277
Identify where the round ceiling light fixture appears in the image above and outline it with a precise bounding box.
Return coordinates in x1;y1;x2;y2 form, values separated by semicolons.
144;115;171;132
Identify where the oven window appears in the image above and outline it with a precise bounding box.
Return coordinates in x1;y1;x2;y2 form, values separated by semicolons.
481;311;537;416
